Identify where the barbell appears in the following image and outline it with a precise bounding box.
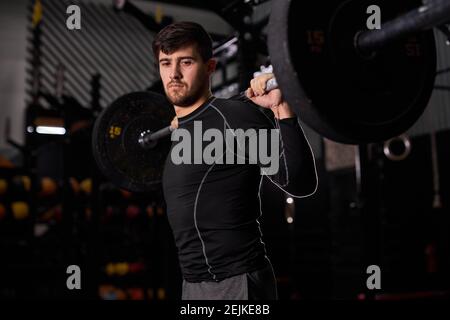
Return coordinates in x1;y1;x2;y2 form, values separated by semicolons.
92;0;450;192
92;92;174;192
268;0;446;144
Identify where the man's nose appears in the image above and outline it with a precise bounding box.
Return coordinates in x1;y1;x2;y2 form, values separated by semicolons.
170;63;182;80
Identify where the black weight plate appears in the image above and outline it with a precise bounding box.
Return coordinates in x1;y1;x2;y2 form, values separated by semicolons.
268;0;436;144
92;91;174;192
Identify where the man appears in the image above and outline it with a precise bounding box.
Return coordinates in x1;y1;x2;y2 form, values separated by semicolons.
153;21;318;300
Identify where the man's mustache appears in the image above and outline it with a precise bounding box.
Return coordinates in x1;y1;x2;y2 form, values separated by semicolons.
169;81;185;86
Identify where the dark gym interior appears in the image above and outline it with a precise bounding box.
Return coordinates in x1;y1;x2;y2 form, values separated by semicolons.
0;0;450;305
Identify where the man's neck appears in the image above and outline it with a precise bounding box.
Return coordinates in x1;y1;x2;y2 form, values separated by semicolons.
174;91;212;118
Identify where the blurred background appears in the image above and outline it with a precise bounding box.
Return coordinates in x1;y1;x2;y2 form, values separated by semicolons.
0;0;449;300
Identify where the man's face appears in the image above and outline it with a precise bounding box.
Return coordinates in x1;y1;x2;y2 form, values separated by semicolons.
158;44;214;107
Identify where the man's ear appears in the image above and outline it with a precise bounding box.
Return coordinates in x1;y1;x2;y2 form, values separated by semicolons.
206;58;217;75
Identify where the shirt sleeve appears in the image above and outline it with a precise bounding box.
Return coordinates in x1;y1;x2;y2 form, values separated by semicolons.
222;99;318;197
269;116;318;197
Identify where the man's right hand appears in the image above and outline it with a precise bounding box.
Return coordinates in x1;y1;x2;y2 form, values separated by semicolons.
170;116;178;129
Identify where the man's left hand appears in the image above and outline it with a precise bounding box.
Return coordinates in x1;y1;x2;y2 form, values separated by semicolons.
246;73;296;119
246;73;282;110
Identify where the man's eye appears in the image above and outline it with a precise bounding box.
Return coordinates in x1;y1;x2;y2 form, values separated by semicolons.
182;60;192;66
160;62;170;67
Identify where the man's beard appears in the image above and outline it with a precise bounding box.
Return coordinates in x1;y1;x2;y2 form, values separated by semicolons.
165;79;207;107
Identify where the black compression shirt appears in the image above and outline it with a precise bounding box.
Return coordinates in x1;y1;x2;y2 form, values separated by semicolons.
162;96;317;282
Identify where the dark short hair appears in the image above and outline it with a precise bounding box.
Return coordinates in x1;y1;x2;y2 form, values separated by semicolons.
152;21;213;62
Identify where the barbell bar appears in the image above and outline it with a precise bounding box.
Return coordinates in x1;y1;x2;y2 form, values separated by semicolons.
92;0;449;191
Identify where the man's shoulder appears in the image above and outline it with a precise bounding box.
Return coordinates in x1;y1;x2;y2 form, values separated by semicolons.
210;97;271;116
210;97;249;109
209;97;275;129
